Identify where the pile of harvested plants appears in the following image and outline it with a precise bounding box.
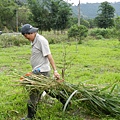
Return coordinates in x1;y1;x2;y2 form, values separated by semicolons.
19;72;120;117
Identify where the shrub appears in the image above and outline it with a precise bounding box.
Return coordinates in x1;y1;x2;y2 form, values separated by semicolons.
89;28;114;39
49;38;56;44
68;25;88;43
96;35;104;39
43;32;68;44
0;34;29;48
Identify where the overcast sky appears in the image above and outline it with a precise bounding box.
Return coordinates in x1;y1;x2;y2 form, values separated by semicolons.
66;0;120;5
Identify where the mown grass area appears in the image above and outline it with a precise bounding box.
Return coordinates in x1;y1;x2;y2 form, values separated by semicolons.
0;38;120;120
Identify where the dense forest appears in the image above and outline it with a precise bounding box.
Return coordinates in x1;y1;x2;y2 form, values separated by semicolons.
72;2;120;18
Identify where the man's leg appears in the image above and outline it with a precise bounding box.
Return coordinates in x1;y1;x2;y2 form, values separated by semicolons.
21;89;40;120
27;89;40;118
27;72;50;118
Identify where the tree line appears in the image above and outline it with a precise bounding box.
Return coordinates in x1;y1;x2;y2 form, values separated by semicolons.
0;0;120;38
0;0;72;32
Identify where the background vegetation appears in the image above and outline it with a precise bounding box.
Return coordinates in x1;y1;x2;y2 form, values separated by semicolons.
0;32;120;120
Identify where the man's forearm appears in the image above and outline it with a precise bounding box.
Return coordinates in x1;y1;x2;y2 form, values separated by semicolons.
47;54;57;71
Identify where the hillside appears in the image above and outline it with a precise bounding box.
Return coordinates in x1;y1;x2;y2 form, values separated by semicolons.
72;2;120;19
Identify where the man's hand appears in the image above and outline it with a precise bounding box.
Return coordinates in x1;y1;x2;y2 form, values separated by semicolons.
54;71;60;80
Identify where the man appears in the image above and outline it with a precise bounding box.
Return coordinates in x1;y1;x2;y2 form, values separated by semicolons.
21;24;63;120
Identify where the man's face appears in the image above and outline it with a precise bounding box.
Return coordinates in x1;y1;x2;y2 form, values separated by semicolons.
24;33;36;42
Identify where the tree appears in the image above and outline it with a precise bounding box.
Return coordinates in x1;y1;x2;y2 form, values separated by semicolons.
27;0;72;33
0;0;17;30
87;19;96;28
69;17;90;28
27;0;51;33
68;25;88;44
50;0;72;32
95;1;115;28
114;16;120;41
18;6;31;30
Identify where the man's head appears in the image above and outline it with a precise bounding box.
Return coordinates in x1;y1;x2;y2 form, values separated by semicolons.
21;24;38;35
21;24;38;41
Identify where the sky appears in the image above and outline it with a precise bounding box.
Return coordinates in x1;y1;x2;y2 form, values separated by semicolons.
66;0;120;5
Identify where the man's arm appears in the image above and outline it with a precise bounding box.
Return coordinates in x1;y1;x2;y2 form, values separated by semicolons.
47;54;60;79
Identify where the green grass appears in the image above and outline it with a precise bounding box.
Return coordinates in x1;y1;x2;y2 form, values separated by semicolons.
0;38;120;120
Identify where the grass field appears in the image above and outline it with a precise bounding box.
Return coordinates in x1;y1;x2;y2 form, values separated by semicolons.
0;38;120;120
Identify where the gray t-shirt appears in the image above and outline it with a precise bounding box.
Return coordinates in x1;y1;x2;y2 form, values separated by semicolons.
30;33;51;72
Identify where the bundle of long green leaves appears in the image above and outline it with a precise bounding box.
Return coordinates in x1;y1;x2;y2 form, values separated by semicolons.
19;73;120;117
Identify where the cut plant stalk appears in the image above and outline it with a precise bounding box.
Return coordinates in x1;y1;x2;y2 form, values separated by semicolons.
18;73;120;117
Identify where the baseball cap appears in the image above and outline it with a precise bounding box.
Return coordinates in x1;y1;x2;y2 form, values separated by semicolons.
21;24;38;35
